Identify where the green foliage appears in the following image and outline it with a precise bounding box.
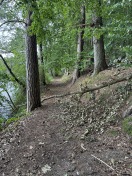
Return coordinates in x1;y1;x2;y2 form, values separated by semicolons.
2;0;131;80
12;86;26;111
0;106;27;131
0;69;10;106
6;117;19;126
104;0;132;62
122;116;132;136
0;0;131;120
45;72;53;84
0;117;6;131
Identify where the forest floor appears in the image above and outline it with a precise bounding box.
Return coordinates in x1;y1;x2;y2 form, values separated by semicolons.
0;67;132;176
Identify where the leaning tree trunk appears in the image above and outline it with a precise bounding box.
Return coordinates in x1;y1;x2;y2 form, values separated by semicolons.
26;11;41;112
92;1;108;75
72;5;85;84
38;43;46;85
0;54;25;89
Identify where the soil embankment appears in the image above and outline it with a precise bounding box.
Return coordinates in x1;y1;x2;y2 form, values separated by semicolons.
0;68;132;176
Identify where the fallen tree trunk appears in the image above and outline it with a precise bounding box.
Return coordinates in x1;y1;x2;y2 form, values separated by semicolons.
41;74;132;102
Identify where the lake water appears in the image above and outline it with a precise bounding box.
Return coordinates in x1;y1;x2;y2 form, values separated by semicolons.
0;83;14;119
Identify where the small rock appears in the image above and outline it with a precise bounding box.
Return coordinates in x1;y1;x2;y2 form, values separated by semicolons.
41;164;51;174
29;146;33;150
71;160;76;164
76;171;80;175
80;135;85;140
10;137;16;143
39;142;45;145
2;143;11;153
23;153;33;158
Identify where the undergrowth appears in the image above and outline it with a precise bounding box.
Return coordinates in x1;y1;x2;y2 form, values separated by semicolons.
0;87;27;131
0;108;28;131
122;116;132;136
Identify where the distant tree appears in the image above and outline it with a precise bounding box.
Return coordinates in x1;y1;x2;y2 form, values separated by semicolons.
38;43;46;85
72;5;86;83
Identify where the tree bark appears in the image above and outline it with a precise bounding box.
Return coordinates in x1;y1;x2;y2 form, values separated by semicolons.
72;5;86;84
0;54;25;89
93;33;108;75
0;0;5;6
26;10;41;112
92;1;108;75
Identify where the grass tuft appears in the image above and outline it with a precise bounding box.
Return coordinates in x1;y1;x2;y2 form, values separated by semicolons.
122;116;132;136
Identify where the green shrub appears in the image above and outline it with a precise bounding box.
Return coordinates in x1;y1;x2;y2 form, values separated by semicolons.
1;108;28;131
122;116;132;136
45;72;53;84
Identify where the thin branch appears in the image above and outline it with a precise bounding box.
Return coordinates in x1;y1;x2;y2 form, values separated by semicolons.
5;89;16;110
0;20;27;28
0;54;25;89
5;99;14;110
41;74;132;102
0;0;4;5
91;154;115;171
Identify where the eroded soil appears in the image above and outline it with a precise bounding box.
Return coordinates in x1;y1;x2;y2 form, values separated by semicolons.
0;69;132;176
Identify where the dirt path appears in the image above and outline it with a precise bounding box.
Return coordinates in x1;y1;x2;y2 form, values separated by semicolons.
0;78;132;176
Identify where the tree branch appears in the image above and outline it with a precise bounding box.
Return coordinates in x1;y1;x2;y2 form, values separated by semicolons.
5;89;16;110
0;0;4;5
0;20;27;28
0;54;25;89
91;154;115;171
41;74;132;102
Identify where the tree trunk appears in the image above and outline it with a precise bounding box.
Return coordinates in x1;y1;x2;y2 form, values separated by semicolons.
38;43;46;85
26;11;41;112
92;1;108;75
93;33;108;75
72;5;85;84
